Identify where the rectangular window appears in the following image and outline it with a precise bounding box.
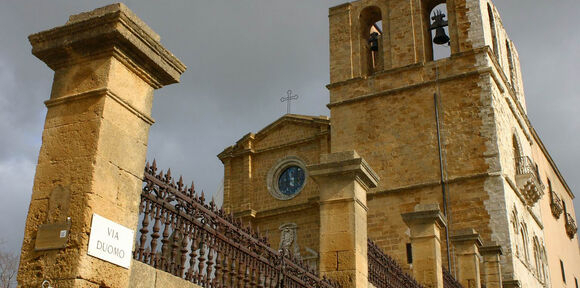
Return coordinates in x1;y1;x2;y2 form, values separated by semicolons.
406;243;413;264
560;260;566;283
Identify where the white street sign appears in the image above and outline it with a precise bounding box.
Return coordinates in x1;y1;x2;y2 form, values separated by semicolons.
87;213;135;269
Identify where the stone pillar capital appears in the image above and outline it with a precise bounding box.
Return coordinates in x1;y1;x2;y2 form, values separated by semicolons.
450;228;483;252
479;245;503;256
402;204;447;231
29;3;186;88
308;151;380;191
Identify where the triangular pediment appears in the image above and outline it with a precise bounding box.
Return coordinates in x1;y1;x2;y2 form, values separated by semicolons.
218;114;329;160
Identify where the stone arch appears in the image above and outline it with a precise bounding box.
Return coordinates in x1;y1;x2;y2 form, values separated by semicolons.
359;5;384;75
423;0;451;61
487;3;500;61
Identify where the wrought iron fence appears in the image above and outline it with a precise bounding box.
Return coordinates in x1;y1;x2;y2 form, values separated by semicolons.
367;239;423;288
133;160;339;288
443;268;464;288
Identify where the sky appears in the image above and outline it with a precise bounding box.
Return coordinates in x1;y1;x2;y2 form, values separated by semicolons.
0;1;578;254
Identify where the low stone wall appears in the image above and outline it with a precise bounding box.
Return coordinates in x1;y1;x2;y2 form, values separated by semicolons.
129;260;202;288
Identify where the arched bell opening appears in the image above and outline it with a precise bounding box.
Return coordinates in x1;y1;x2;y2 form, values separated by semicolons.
359;6;383;76
424;1;451;61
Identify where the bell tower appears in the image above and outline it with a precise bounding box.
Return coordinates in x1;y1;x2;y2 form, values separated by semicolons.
327;0;535;285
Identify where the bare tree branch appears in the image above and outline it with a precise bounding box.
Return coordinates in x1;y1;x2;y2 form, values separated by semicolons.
0;243;18;288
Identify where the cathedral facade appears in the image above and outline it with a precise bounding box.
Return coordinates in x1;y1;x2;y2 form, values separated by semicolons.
218;0;580;287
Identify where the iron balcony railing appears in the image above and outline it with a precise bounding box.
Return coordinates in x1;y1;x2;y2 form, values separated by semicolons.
565;212;577;239
550;191;563;219
133;160;339;288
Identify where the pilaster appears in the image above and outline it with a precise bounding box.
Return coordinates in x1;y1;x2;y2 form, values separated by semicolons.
308;151;379;288
19;4;185;287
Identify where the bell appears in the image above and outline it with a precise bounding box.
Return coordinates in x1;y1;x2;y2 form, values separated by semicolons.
369;32;380;51
430;9;450;45
433;27;450;45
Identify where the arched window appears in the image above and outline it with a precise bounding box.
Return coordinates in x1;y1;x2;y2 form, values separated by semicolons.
533;237;542;278
426;1;450;61
360;6;383;75
541;246;550;283
506;40;517;87
487;4;500;61
511;207;520;255
521;223;530;263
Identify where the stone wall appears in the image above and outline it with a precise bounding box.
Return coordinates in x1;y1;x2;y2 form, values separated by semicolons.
129;260;202;288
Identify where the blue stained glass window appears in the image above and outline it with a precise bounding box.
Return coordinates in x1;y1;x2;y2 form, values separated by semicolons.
277;166;305;196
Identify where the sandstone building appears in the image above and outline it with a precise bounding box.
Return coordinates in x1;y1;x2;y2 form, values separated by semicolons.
18;1;579;287
218;0;580;287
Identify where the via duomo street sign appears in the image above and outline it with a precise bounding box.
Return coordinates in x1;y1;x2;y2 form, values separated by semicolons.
87;214;135;269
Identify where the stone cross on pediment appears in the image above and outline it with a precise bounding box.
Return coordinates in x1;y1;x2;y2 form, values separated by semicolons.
280;90;299;114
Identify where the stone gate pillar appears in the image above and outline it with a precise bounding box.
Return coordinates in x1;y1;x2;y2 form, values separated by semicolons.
18;4;185;287
402;204;447;288
450;229;483;288
479;245;503;288
308;151;379;288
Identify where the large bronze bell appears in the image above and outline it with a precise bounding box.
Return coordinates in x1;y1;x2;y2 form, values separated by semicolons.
433;26;450;45
430;10;450;45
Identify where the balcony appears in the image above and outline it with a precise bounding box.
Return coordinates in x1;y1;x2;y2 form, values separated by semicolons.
565;213;577;239
550;192;563;219
515;156;544;206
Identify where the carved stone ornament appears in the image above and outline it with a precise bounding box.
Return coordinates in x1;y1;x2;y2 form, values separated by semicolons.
279;223;301;259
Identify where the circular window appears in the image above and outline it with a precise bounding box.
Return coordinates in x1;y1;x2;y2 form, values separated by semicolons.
267;156;308;200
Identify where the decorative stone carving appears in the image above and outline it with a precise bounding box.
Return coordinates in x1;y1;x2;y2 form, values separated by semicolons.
279;223;301;258
515;156;544;206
